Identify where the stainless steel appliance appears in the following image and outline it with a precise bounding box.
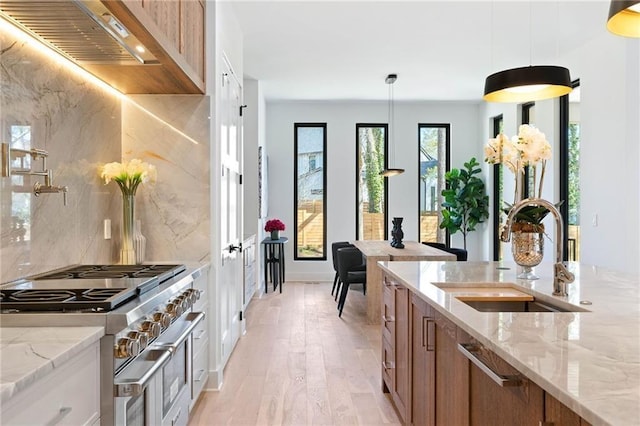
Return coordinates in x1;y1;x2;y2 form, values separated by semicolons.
0;263;205;426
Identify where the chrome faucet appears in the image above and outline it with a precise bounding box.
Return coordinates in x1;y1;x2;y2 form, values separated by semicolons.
2;143;68;206
501;198;575;297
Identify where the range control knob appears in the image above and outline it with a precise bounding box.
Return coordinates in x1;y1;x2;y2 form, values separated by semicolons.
165;302;183;319
128;331;149;351
140;320;162;338
115;337;140;358
185;288;201;304
152;312;171;329
175;295;191;310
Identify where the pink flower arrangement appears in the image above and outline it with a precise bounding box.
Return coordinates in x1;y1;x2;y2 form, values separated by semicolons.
265;218;285;232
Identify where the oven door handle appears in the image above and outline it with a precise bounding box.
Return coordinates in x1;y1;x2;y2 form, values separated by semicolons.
152;311;205;354
114;349;171;397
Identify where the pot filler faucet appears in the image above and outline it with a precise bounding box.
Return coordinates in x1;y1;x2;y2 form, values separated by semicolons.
1;143;68;206
500;197;575;297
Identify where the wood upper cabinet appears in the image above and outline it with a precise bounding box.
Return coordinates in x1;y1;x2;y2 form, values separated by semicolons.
180;0;205;82
96;0;205;94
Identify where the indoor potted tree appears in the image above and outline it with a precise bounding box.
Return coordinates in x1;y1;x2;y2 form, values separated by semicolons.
439;157;489;253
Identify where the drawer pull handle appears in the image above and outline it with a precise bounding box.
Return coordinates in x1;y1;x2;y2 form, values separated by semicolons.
382;361;395;370
46;407;72;426
194;329;207;340
171;407;182;426
382;315;395;323
194;368;207;382
423;317;435;351
458;343;522;387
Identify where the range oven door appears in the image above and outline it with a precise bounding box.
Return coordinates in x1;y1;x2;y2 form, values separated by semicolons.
154;311;205;426
114;349;171;426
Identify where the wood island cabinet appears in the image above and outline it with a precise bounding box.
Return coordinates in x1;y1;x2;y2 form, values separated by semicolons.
434;310;469;426
381;270;593;426
545;393;593;426
463;338;544;425
410;293;435;426
381;275;410;423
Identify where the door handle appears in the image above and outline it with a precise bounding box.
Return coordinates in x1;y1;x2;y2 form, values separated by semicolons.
229;244;241;253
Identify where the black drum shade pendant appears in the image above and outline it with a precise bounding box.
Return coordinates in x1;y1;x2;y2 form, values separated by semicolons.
483;65;572;103
607;1;640;37
380;73;405;177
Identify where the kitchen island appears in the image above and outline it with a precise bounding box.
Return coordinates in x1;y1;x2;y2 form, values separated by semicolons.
351;240;455;324
378;260;640;426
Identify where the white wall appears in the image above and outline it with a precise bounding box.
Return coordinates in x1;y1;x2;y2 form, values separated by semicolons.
571;36;639;275
266;101;482;281
243;78;267;297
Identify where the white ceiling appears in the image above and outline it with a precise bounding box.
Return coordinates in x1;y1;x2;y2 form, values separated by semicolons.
229;0;611;102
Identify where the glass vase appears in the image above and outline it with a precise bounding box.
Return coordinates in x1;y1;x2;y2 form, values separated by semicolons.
511;230;544;280
120;193;136;265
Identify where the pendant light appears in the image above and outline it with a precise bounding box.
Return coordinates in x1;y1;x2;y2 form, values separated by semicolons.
379;74;405;177
607;1;640;37
483;2;572;103
483;65;572;103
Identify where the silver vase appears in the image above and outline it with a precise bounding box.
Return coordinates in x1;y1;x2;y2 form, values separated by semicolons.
512;231;544;280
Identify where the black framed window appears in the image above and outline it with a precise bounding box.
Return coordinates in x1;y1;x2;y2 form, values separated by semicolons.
491;115;504;260
418;123;450;245
294;123;327;260
356;124;388;240
560;79;581;262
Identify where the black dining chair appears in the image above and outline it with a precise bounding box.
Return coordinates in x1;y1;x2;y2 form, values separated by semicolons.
336;246;367;317
331;241;354;298
422;242;468;261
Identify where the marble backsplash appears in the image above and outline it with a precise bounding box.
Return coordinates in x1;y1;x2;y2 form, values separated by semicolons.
0;24;210;283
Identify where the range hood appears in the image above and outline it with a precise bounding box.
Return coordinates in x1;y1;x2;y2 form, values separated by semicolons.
0;0;158;65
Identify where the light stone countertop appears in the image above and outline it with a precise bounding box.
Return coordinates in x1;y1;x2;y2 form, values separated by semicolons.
0;326;104;403
378;260;640;426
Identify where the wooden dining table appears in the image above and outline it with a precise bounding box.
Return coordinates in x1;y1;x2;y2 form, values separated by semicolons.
351;240;457;324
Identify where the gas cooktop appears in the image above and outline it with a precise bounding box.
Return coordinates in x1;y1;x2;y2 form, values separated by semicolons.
31;264;185;281
0;264;186;312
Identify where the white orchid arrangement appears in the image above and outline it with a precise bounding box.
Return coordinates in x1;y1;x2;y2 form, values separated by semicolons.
485;124;558;231
100;159;157;196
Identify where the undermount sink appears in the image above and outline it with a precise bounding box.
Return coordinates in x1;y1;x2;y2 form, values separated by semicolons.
460;299;588;313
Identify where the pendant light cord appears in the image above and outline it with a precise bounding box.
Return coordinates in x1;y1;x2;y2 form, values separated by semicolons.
390;80;395;166
528;0;533;66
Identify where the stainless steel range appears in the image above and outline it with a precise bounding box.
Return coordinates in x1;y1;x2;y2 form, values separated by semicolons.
0;263;205;426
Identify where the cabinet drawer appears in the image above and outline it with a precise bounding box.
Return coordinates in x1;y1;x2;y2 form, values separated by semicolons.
191;309;208;355
382;337;395;392
191;342;209;406
3;342;100;425
382;285;395;343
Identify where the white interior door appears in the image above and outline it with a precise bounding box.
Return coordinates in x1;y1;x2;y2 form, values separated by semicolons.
219;56;244;366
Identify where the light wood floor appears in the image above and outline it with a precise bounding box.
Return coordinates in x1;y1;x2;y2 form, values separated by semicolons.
188;281;401;426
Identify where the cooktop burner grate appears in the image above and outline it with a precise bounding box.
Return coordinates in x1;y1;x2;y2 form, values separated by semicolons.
0;288;133;311
34;264;185;281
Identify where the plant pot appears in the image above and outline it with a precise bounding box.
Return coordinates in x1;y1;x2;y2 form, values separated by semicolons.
270;230;280;240
512;230;544;280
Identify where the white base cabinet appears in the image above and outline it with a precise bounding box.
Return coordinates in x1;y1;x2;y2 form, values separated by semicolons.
190;266;210;410
2;341;100;425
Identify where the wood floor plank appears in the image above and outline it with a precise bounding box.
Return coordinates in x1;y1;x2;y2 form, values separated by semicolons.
188;281;400;426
